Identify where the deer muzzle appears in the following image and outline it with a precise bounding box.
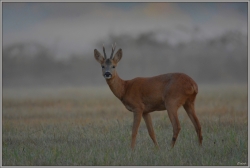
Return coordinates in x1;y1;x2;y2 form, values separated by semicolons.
104;72;112;79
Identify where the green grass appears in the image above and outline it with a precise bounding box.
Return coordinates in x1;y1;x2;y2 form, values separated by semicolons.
2;84;248;166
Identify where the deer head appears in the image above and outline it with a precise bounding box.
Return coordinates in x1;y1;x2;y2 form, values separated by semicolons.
94;43;122;79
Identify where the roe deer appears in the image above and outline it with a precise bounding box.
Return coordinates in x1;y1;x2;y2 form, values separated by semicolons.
94;44;202;149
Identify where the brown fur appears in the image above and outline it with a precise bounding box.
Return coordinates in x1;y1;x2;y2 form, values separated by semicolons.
94;47;202;149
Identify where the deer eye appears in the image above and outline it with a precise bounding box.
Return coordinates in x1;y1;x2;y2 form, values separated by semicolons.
102;66;105;68
112;66;115;68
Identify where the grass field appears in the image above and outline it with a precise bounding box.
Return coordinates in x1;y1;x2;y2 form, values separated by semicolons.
2;84;248;166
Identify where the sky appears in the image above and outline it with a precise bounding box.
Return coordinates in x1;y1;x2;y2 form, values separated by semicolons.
3;2;248;59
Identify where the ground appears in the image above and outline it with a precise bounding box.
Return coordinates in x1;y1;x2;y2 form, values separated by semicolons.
2;84;248;166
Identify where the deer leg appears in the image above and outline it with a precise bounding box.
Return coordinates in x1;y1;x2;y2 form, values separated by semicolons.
143;113;159;148
131;112;142;150
183;101;202;145
166;105;181;148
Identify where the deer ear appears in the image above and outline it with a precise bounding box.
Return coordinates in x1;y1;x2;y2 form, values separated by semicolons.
113;49;122;63
94;49;104;64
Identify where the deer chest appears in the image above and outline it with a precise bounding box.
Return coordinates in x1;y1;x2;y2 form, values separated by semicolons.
121;100;135;112
124;104;134;112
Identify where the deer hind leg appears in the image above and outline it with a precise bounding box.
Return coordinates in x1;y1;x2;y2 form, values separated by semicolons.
131;112;142;150
165;103;181;148
143;113;159;148
183;99;202;145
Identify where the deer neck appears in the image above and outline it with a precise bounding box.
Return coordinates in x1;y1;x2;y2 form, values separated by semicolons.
106;72;126;100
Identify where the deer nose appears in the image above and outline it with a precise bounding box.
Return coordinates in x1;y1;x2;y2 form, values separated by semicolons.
104;72;112;78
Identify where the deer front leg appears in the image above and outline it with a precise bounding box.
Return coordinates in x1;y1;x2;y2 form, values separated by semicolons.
166;105;181;148
143;113;159;148
131;112;142;150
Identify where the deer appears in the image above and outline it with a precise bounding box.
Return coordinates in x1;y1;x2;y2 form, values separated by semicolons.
94;43;202;150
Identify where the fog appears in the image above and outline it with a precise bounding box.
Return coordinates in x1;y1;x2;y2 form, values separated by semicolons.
3;2;247;88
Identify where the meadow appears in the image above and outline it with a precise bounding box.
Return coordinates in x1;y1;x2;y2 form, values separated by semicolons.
2;84;248;166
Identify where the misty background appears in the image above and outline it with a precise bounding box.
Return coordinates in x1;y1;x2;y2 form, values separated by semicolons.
3;2;248;88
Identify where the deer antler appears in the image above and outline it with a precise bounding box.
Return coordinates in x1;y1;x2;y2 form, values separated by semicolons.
110;42;116;59
103;44;107;59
